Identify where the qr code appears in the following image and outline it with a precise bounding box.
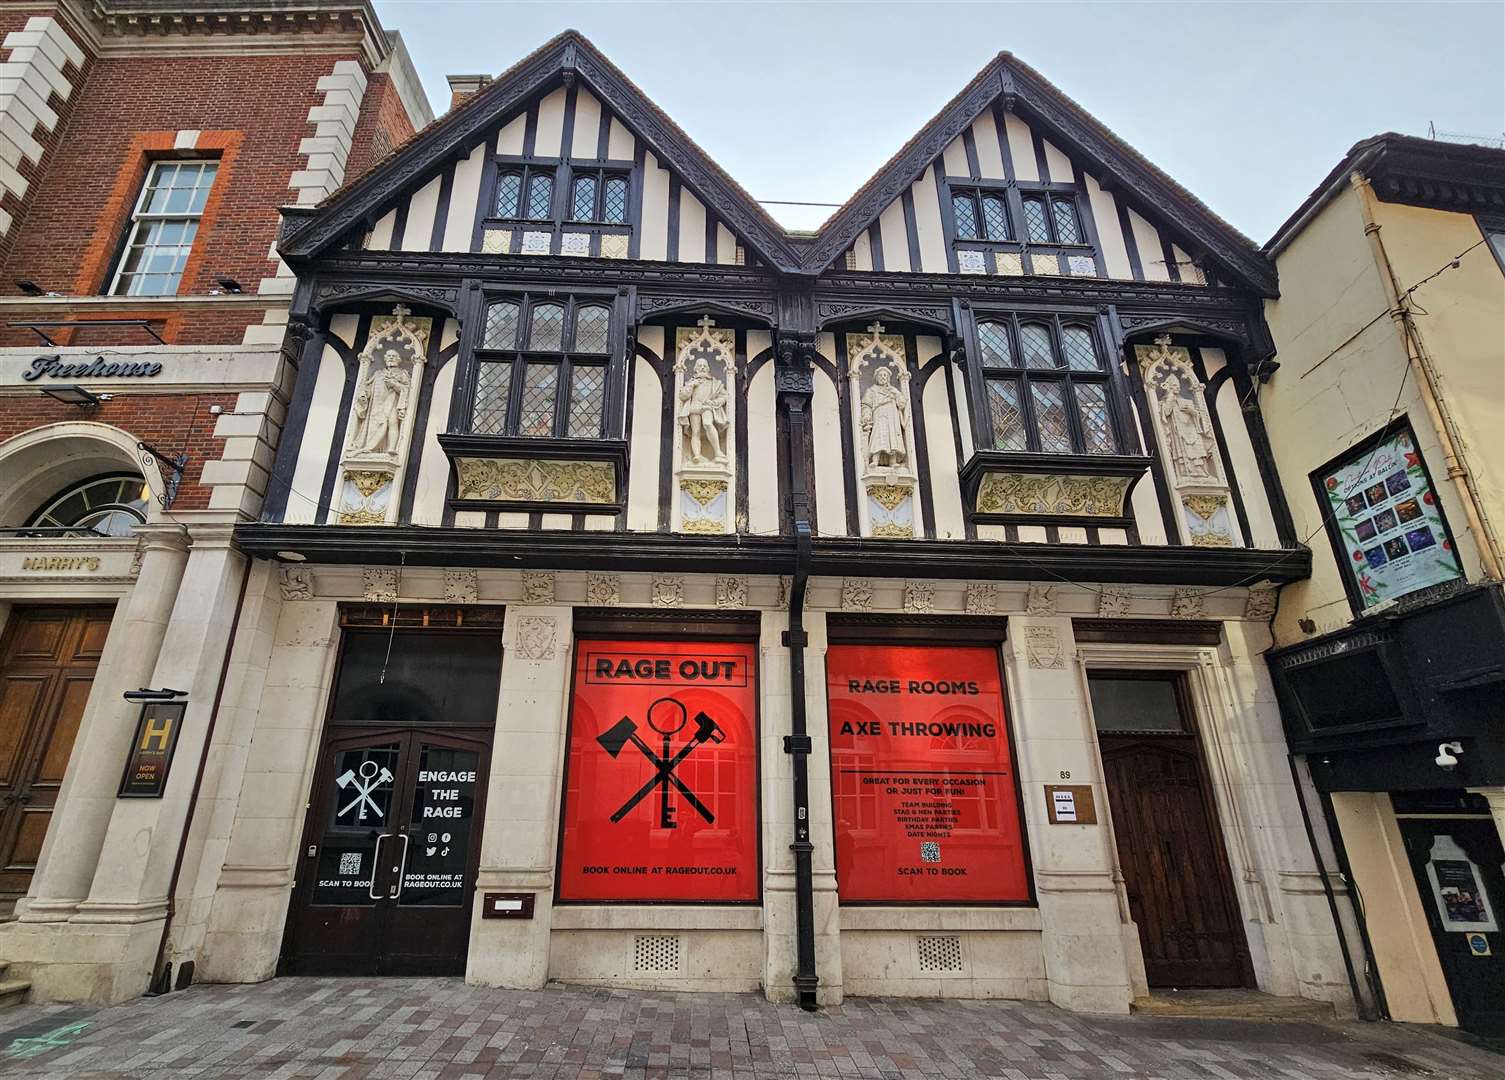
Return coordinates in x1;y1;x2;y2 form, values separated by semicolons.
919;842;941;864
338;852;362;876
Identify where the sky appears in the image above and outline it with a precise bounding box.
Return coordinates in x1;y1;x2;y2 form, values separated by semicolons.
375;0;1505;242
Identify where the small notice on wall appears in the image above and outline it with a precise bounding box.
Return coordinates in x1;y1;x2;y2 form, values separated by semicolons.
1044;784;1097;825
118;701;186;798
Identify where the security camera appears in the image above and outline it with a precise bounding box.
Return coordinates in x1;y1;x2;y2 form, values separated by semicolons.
1435;741;1464;771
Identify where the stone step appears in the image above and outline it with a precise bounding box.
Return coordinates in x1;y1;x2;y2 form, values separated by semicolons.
0;979;29;1009
1132;990;1336;1021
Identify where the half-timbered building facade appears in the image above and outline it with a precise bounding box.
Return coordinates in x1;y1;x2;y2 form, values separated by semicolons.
7;29;1356;1011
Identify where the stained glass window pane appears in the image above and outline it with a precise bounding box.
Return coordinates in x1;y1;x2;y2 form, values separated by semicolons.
470;362;513;435
981;195;1009;241
495;173;522;218
953;194;979;240
1075;382;1115;454
567;364;607;437
1052;198;1081;244
1031;382;1072;453
603;177;628;224
986;378;1027;451
573;305;610;353
571;176;596;222
482;301;519;349
1061;326;1100;371
528;303;565;351
1019;323;1056;369
525;173;553;220
977;321;1012;367
518;363;559;436
1022;197;1050;243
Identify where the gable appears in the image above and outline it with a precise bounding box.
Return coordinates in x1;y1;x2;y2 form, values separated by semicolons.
807;56;1276;295
279;32;797;269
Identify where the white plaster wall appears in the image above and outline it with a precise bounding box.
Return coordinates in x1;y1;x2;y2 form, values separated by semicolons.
639;152;670;261
912;167;947;273
877;199;910;273
811;345;846;538
284;335;348;524
411;361;456;526
1004;114;1038;182
746;362;779;536
920;344;966;539
971;114;1007;179
1086;175;1133;280
532;87;567;158
497;114;526;154
626;341;663;533
571;88;601;158
399;173;442;252
678;189;706;263
1128;209;1168;281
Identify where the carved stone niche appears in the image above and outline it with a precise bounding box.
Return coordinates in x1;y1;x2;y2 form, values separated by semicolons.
1135;334;1241;548
847;323;918;538
672;317;736;535
336;305;431;525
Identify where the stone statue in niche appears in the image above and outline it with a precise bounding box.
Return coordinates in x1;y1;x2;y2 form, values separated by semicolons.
1160;375;1216;481
349;351;412;457
861;366;909;469
678;356;729;465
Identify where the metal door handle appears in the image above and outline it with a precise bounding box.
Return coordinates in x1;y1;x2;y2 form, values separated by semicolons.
368;834;392;899
388;834;410;899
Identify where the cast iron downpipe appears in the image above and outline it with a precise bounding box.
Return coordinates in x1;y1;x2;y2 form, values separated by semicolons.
778;339;820;1010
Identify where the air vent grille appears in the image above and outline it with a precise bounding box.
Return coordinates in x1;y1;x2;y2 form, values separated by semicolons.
633;934;680;972
916;935;963;973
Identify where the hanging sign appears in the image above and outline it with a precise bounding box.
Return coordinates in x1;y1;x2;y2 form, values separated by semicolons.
827;644;1029;903
1318;424;1462;609
557;639;759;902
117;700;187;798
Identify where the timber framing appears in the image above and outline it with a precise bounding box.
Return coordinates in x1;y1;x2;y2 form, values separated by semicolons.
235;523;1311;586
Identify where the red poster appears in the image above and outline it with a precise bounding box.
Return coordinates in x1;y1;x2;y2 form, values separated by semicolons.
827;644;1029;903
558;639;759;902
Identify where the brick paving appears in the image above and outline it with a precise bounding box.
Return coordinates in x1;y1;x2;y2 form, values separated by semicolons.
0;978;1496;1079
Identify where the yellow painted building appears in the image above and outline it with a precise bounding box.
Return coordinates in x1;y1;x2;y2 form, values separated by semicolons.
1262;134;1505;1036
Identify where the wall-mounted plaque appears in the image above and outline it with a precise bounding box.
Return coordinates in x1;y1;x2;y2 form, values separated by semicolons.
118;700;187;798
1044;784;1097;824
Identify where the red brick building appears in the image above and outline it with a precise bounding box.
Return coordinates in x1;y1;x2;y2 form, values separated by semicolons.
0;1;430;1002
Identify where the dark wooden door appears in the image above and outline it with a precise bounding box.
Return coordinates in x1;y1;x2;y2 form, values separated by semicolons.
0;606;112;903
1399;817;1505;1036
282;726;490;976
1100;732;1253;988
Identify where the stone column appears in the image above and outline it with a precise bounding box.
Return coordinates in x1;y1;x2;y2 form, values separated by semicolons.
16;524;190;923
466;602;571;989
55;523;247;1002
198;596;337;984
1004;615;1132;1014
761;609;843;1005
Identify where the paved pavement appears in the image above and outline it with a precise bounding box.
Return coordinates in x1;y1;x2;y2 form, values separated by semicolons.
0;978;1497;1079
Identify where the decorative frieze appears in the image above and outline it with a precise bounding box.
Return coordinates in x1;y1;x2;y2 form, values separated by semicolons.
363;567;398;603
585;572;620;606
1025;584;1057;616
651;576;684;608
1096;585;1131;618
1169;588;1205;619
454;458;616;504
902;580;935;613
715;575;749;609
842;578;873;611
974;472;1132;518
521;570;557;604
279;565;314;600
443;568;478;604
1245;584;1279;620
965;582;999;614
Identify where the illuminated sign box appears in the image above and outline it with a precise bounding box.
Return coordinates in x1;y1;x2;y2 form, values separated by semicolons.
557;639;759;903
827;643;1031;904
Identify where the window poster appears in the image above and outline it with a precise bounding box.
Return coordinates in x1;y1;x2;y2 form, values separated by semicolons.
1319;425;1462;609
1425;835;1499;933
827;644;1029;903
557;639;758;902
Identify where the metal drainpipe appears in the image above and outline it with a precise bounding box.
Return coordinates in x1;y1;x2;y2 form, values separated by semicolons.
1349;170;1504;581
780;355;820;1011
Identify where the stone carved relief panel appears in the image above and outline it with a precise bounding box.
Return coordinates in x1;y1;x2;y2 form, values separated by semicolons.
338;305;431;526
975;473;1133;518
279;566;314;600
515;615;557;660
1136;334;1240;548
454;458;616;504
672;318;736;534
443;568;478;604
965;582;999;614
585;573;620;606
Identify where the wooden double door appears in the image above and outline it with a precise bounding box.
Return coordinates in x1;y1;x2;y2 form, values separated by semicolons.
1091;673;1253;989
0;606;113;906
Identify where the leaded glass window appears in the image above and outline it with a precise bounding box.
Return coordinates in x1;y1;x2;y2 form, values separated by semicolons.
603;177;628;224
466;293;620;439
1022;197;1050;243
1022;192;1083;246
571;177;596;222
969;314;1121;455
950;188;1011;249
495;172;523;218
525;174;554;220
981;195;1009;241
1053;199;1082;244
953;194;980;240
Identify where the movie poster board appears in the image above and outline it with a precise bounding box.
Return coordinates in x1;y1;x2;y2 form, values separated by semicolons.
827;643;1030;903
1315;421;1462;611
557;638;759;902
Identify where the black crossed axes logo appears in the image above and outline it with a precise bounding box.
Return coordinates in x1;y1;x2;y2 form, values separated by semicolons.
597;697;725;828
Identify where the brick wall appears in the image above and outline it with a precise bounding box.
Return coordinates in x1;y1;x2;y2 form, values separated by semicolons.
0;392;234;510
0;49;365;344
343;72;417;187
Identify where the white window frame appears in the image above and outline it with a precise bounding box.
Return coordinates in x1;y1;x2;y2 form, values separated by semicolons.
108;158;219;297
